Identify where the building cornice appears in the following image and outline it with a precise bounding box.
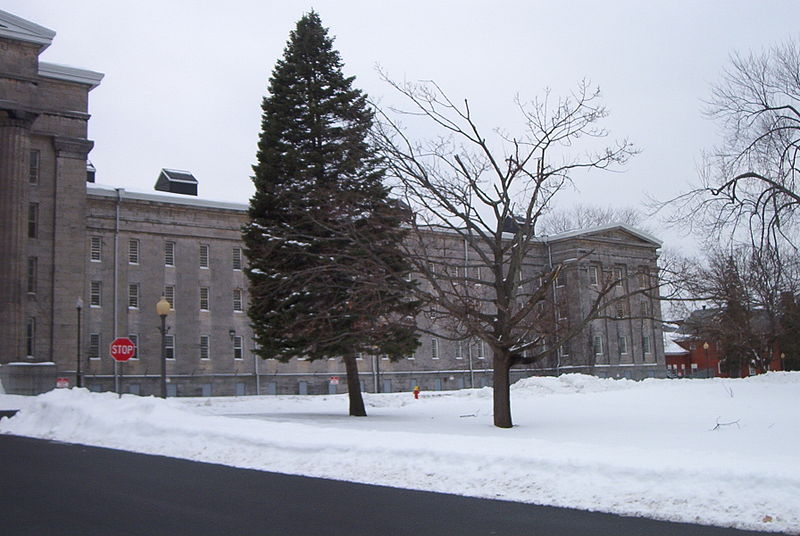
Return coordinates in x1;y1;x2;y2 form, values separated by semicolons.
38;62;104;90
0;9;55;51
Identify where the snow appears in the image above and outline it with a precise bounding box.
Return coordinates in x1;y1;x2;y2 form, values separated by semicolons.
2;373;799;533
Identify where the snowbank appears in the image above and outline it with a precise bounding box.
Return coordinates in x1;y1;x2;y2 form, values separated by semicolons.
2;373;799;533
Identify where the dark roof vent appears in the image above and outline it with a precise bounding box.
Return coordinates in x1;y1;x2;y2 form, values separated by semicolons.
155;168;198;196
86;161;96;183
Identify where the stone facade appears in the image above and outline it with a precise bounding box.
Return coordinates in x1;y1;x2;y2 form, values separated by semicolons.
0;10;102;392
0;9;666;395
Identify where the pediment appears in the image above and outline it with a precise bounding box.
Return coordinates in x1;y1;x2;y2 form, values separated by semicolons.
547;223;662;248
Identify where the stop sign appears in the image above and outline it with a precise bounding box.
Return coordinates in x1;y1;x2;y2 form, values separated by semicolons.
109;337;136;362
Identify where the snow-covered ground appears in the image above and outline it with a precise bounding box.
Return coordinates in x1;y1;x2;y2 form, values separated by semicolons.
1;373;798;533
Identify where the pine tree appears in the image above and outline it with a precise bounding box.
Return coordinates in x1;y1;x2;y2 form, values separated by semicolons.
243;12;418;416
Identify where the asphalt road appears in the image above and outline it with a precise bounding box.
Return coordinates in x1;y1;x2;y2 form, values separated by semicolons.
0;434;771;535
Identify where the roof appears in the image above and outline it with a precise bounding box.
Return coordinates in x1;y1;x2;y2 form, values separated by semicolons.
663;332;689;356
0;9;55;51
537;222;662;248
87;184;248;212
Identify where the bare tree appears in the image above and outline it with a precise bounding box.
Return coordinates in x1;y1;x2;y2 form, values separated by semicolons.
663;39;800;250
539;204;646;236
372;78;640;428
678;244;800;375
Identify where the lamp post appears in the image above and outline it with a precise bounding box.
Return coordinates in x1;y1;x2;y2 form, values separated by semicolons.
76;297;83;388
156;296;171;398
703;341;710;378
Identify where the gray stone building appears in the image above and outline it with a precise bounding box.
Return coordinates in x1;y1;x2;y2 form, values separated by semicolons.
0;9;666;396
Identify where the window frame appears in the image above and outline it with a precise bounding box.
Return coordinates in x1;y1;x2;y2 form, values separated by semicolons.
199;244;209;269
165;241;176;267
200;335;210;360
89;333;101;360
28;203;38;238
128;334;139;360
232;247;242;271
128;239;140;265
431;337;439;360
233;336;243;360
29;149;41;185
199;287;210;311
165;334;175;360
233;288;243;312
619;335;629;355
90;280;102;307
27;257;37;294
90;236;102;262
128;283;139;309
164;285;175;309
25;317;35;357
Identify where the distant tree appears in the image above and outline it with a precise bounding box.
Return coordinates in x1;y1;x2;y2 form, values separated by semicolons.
680;245;800;376
539;204;646;235
372;78;643;428
663;38;800;249
243;12;418;417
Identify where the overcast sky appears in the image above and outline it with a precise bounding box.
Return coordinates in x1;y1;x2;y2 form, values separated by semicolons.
6;0;799;252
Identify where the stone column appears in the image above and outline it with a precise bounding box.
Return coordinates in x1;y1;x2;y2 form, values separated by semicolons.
0;109;37;363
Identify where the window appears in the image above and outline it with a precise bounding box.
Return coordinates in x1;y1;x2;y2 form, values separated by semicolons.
90;281;102;307
25;317;35;357
431;337;439;360
164;285;175;309
477;340;486;360
165;241;175;266
128;239;139;265
165;335;175;359
380;353;389;361
640;301;651;318
556;270;566;287
29;150;40;184
455;340;464;360
473;266;481;281
232;247;242;271
128;334;139;360
233;288;243;312
200;287;209;311
90;236;102;262
614;267;624;289
560;342;570;357
356;352;364;360
200;335;210;360
619;335;628;355
593;335;604;355
558;305;568;320
89;333;101;359
128;283;139;309
638;271;649;289
233;336;243;359
589;266;599;286
643;335;652;354
615;302;626;318
27;257;37;294
200;244;209;269
28;203;38;238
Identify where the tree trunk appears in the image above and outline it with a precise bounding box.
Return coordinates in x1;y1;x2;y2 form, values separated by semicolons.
492;354;513;428
343;353;367;417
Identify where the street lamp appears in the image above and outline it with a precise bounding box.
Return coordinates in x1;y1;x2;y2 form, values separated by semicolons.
76;297;83;388
703;341;710;378
156;296;171;398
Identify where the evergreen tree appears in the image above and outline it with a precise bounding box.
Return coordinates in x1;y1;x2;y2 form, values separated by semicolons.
243;12;418;416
